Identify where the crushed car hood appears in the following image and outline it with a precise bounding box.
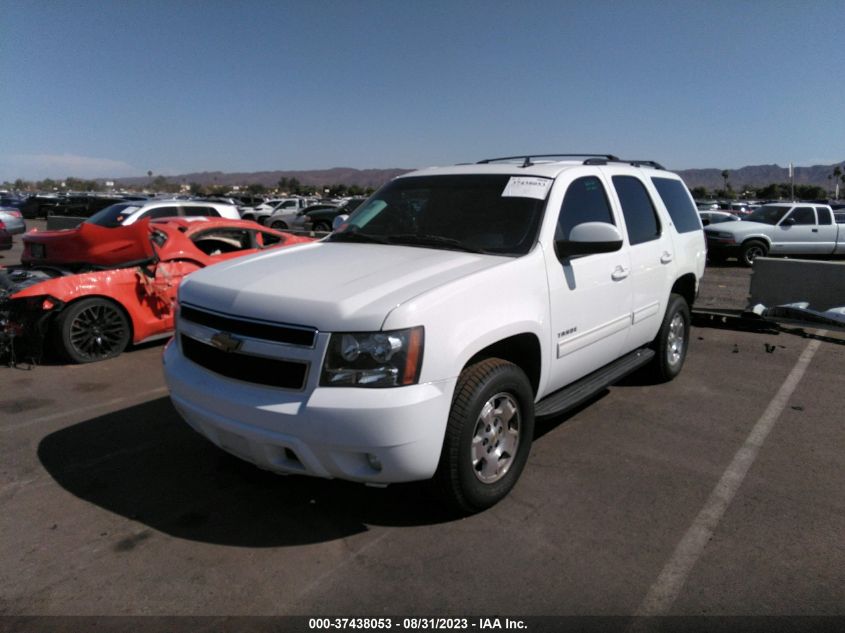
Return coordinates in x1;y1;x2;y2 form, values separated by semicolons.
179;242;508;331
22;220;154;268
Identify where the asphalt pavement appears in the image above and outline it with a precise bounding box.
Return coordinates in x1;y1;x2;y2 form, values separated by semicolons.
1;225;843;621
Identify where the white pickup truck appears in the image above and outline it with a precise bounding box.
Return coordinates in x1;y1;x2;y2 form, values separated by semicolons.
241;198;311;226
704;202;844;266
164;155;706;512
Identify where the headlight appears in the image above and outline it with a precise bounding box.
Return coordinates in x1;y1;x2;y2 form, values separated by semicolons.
321;326;424;388
710;231;734;239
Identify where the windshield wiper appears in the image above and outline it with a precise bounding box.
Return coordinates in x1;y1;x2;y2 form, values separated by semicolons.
387;233;490;254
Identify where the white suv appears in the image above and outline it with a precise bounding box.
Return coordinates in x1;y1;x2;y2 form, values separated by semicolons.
164;154;706;512
86;199;241;227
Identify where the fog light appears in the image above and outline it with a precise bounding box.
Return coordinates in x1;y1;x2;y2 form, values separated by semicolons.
366;453;383;472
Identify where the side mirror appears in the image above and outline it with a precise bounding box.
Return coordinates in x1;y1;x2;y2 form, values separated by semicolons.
555;222;623;259
332;214;349;231
783;217;796;226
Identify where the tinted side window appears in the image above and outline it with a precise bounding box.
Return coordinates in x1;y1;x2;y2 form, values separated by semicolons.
184;206;215;217
556;176;615;240
788;207;815;225
816;207;832;225
651;177;701;233
144;206;180;219
612;176;661;245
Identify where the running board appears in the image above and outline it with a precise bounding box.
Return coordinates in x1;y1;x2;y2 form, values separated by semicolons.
534;347;655;418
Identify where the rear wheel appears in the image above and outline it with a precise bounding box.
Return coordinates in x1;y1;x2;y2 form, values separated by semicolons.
435;358;534;513
55;298;130;363
313;220;332;232
648;293;690;382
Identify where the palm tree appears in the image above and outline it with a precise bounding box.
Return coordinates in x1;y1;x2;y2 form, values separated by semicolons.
721;170;729;192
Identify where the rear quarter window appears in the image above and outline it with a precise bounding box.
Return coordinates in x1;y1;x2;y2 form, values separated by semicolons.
612;175;661;246
651;177;702;234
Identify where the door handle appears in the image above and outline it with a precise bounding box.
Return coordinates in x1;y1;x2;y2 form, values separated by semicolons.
611;265;629;281
660;251;674;264
812;228;818;233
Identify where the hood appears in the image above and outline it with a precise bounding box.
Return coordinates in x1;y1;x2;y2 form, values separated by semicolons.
180;242;508;331
22;220;154;267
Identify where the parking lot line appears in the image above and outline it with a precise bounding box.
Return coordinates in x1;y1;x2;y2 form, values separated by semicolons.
634;334;824;617
1;386;169;432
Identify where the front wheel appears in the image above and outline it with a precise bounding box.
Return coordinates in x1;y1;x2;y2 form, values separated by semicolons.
740;240;767;267
54;297;131;363
270;220;288;230
435;358;534;513
648;293;690;382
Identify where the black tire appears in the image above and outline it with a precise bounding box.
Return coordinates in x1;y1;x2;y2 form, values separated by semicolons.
740;240;767;267
241;214;255;222
54;297;131;363
270;220;288;230
313;220;332;232
435;358;534;513
707;251;727;265
648;293;690;383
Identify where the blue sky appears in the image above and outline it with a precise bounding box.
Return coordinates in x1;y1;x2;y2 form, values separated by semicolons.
2;0;843;181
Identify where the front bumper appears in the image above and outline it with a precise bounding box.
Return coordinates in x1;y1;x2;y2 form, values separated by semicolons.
705;234;740;257
163;340;456;483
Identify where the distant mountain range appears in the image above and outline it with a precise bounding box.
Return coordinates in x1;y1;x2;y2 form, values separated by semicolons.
675;161;845;191
113;161;845;192
115;168;412;189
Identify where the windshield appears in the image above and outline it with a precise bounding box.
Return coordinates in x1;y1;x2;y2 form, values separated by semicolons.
85;203;141;227
327;175;548;256
745;205;790;225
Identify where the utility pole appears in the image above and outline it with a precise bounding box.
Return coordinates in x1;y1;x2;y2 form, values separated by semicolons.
789;162;794;201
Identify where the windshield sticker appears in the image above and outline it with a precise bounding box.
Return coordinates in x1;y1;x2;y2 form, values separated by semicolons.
501;177;553;200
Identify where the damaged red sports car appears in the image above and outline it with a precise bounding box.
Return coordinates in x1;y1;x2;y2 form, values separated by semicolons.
0;217;313;363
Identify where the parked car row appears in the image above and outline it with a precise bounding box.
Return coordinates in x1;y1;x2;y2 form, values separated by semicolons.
0;206;27;251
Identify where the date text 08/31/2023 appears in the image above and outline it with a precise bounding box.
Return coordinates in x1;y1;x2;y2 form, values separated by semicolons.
308;617;527;630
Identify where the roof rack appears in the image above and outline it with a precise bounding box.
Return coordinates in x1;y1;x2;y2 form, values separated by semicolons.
476;154;665;170
477;154;620;167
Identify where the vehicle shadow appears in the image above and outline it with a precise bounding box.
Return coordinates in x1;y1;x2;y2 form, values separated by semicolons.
705;259;745;269
37;397;456;547
6;336;170;368
533;390;608;440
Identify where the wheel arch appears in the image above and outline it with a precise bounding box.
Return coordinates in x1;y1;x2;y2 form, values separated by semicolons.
670;273;697;308
55;294;136;342
740;235;771;249
462;332;542;397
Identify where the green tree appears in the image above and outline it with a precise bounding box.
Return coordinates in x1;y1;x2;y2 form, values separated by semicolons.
721;170;729;192
690;186;708;199
247;183;266;195
831;166;842;197
755;183;780;199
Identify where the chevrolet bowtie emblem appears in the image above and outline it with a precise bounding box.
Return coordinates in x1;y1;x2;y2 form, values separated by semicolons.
209;331;243;353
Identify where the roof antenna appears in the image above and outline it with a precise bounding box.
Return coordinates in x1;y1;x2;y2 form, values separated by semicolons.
521;156;532;168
